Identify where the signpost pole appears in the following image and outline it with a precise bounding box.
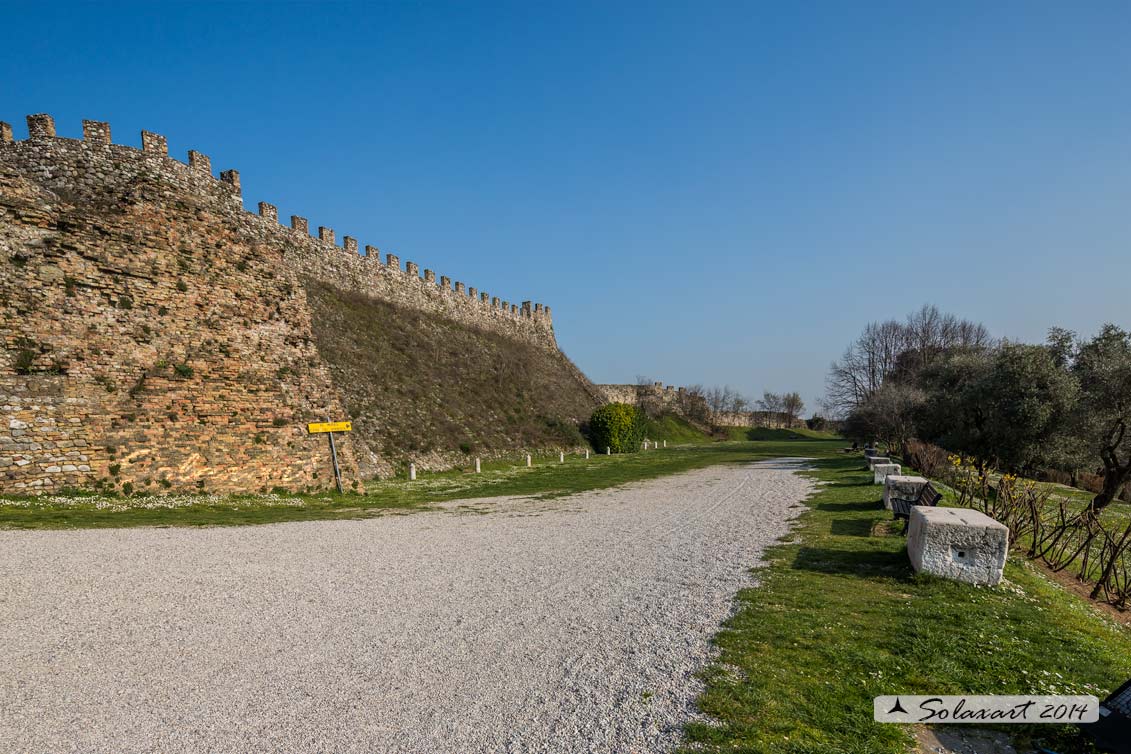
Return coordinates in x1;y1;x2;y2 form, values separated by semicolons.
306;420;352;494
326;416;344;494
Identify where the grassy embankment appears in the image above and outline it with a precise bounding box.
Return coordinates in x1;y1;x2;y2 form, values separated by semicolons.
0;425;838;529
682;454;1131;754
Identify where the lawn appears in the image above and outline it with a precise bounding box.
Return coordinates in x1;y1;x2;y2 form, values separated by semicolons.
681;455;1131;754
0;436;843;529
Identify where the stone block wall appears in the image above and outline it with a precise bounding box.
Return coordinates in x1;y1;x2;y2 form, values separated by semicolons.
0;113;584;493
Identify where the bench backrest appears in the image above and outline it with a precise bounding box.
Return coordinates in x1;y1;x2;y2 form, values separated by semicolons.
918;483;941;507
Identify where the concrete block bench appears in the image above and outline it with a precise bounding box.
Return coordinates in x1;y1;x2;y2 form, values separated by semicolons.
907;507;1009;586
873;463;901;484
883;475;928;510
866;456;891;470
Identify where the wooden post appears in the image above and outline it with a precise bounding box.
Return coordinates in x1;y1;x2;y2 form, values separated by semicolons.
327;420;343;494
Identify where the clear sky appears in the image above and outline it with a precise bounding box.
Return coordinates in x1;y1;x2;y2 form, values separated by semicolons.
3;1;1129;412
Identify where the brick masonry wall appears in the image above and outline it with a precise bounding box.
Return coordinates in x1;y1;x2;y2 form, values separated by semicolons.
0;114;574;493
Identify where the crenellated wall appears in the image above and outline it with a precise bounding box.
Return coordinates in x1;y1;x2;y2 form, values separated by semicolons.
0;114;555;349
0;113;595;493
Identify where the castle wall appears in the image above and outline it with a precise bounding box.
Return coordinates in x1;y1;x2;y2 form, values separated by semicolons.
0;113;581;493
0;115;556;350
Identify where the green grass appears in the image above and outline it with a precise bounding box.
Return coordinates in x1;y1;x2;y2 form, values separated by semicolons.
642;413;713;443
0;438;843;529
301;277;597;461
681;455;1131;754
724;426;842;441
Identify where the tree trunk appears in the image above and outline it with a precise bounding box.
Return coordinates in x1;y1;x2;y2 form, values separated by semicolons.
1091;460;1131;514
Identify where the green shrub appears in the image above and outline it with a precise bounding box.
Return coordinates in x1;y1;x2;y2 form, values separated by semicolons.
13;350;35;374
588;402;645;453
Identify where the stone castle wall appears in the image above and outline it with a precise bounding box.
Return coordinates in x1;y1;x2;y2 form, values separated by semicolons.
594;382;709;420
595;383;800;429
1;115;556;349
0;113;574;494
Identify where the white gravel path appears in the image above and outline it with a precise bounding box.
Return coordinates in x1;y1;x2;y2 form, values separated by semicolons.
0;458;815;754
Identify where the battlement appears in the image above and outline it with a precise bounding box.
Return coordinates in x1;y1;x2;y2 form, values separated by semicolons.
0;113;555;345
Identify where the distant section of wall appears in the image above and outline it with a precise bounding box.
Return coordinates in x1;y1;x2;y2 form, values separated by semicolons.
594;382;709;422
711;411;803;429
596;382;802;429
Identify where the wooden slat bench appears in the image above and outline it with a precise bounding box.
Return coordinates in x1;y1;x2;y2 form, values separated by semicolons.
890;481;941;533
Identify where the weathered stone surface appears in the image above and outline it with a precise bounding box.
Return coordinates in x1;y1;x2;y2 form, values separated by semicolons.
907;507;1009;586
0;114;581;493
872;463;901;484
883;474;928;510
867;456;891;470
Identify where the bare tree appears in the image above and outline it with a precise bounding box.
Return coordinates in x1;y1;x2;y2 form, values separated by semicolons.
678;384;711;424
781;392;805;424
825;305;992;417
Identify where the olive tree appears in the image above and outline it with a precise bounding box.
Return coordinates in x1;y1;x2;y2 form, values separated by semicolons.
1072;325;1131;513
916;343;1076;474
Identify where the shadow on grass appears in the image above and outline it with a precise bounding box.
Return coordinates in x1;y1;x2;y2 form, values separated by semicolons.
791;545;913;579
813;499;881;512
829;517;876;537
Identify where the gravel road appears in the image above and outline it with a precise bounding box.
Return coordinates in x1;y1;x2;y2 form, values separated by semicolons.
0;458;815;753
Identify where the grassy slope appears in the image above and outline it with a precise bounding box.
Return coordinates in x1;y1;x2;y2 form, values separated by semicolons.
0;438;841;529
301;277;600;467
682;455;1131;754
725;426;842;441
642;413;713;443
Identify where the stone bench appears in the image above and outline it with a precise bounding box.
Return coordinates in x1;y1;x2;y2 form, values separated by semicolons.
907;506;1009;586
866;456;891;470
883;475;928;510
873;463;901;484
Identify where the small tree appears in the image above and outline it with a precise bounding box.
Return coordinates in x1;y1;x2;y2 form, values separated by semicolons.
588;403;646;453
843;382;925;454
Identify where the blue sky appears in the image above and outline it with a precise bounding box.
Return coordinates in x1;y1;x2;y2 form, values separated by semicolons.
3;2;1130;411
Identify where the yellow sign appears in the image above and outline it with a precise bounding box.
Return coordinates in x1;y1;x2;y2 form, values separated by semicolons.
308;421;352;434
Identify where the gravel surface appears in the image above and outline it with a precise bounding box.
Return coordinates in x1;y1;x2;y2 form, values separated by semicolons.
0;458;815;753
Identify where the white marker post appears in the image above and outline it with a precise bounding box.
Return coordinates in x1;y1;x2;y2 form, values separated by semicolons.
559;451;565;463
409;463;416;481
663;440;667;448
585;449;590;459
475;457;481;473
526;454;532;467
606;446;611;455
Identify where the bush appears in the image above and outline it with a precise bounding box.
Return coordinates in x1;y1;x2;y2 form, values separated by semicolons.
588;403;645;453
806;414;828;431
